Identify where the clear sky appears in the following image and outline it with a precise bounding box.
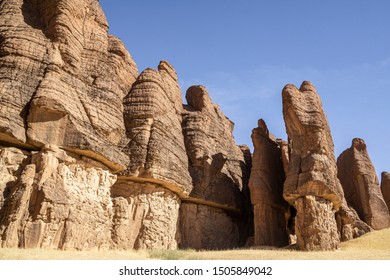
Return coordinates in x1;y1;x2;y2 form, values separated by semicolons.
100;0;390;180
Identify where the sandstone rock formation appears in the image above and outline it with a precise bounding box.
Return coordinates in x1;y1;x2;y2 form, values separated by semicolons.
0;0;138;172
180;85;251;249
182;85;248;209
0;145;116;250
337;138;390;230
336;199;372;241
117;68;250;250
249;119;289;247
122;61;192;193
381;172;390;211
1;0;385;253
282;81;344;250
111;180;180;250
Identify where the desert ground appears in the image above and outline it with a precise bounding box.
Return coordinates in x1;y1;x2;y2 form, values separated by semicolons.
1;228;389;260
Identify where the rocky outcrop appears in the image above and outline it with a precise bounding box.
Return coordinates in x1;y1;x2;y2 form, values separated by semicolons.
122;61;192;194
336;199;372;241
381;172;390;211
111;180;180;250
120;68;250;250
249;119;289;247
337;139;390;230
2;0;385;253
179;203;241;250
182;85;248;209
0;146;116;250
0;0;138;172
180;85;250;249
282;81;344;250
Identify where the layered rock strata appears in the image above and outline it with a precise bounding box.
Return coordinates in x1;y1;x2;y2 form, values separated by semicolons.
119;68;249;250
337;139;390;230
0;0;138;172
282;81;344;250
180;85;250;249
249;119;289;247
381;172;390;211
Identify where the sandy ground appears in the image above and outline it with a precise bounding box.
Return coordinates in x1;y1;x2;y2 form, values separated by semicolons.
1;228;389;260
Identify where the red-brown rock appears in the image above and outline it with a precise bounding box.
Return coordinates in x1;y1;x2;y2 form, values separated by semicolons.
282;81;344;250
249;119;289;247
337;138;390;230
381;172;390;211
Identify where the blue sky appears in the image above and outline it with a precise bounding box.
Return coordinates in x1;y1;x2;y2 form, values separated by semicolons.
100;0;390;180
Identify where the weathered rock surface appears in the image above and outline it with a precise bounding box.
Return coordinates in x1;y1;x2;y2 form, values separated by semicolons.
180;85;251;249
182;85;248;210
0;147;30;211
122;61;192;194
249;119;289;247
381;172;390;211
336;198;372;241
0;0;138;172
111;180;180;250
282;81;344;250
295;196;340;250
0;146;116;250
179;202;241;250
337;138;390;230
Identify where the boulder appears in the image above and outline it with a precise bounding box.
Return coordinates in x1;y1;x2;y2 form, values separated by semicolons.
337;138;390;230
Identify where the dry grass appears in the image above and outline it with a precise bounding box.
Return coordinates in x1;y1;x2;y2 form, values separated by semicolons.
1;228;390;260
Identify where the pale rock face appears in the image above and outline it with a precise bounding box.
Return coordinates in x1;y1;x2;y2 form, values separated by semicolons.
337;138;390;230
0;147;30;211
249;119;289;247
381;172;390;211
111;180;180;250
122;61;192;195
179;203;241;250
282;81;344;250
295;196;340;251
0;146;116;250
0;0;138;172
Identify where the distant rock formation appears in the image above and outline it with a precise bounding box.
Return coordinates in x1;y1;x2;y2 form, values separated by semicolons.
337;139;390;230
282;81;343;250
249;119;289;247
381;172;390;211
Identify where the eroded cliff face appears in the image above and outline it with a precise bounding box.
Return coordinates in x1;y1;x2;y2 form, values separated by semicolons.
0;0;136;250
0;0;138;172
249;119;289;247
0;145;116;250
282;81;343;250
180;85;251;249
337;139;390;230
381;172;390;211
0;0;386;252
